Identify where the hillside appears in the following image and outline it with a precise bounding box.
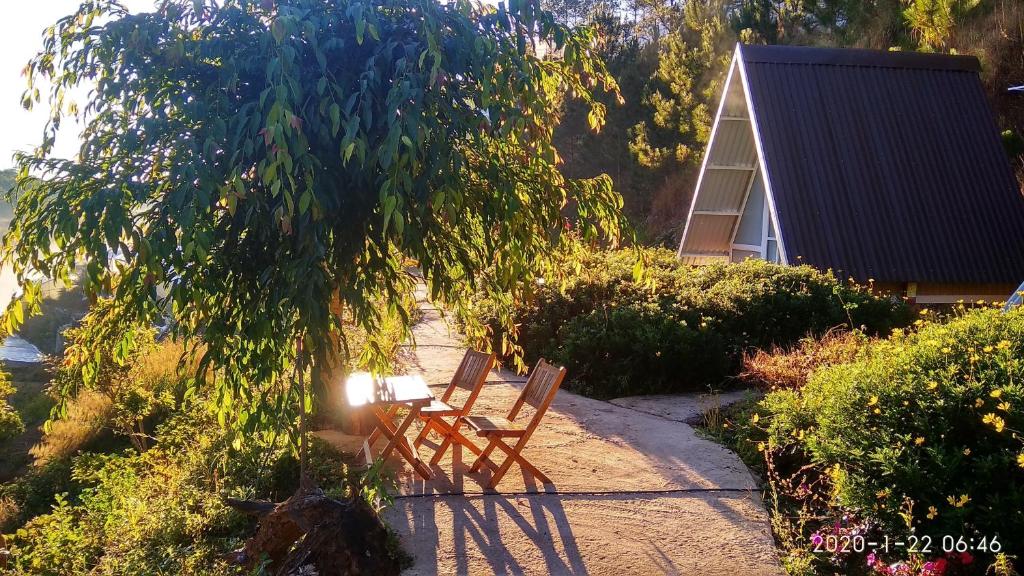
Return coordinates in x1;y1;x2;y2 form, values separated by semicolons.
0;168;14;222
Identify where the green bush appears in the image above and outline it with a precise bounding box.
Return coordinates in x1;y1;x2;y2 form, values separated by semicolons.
476;247;912;398
757;307;1024;569
556;306;728;397
2;402;355;575
0;371;24;443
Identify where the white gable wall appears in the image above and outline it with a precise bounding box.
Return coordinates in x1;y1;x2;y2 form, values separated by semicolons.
678;45;786;266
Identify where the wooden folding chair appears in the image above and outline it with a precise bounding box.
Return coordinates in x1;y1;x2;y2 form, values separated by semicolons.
412;349;495;465
466;358;567;489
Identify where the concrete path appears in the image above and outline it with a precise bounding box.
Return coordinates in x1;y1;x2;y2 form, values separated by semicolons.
318;296;783;576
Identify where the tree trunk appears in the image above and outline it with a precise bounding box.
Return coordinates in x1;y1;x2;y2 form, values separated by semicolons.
226;485;403;576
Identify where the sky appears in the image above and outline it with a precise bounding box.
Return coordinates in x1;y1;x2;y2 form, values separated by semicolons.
0;0;156;169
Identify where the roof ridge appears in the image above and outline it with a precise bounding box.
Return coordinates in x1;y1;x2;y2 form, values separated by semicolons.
739;44;981;73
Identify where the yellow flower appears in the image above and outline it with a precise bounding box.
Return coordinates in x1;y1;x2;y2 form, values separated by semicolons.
919;308;930;315
868;395;879;406
970;354;981;363
963;448;971;456
752;413;760;424
946;494;971;508
982;413;1006;432
927;506;938;519
757;442;766;452
998;401;1011;412
975;398;985;408
926;381;938;391
873;408;881;414
983;345;994;353
942;347;952;354
877;488;891;499
996;340;1011;350
991;389;1003;398
1018;453;1024;469
914;437;925;445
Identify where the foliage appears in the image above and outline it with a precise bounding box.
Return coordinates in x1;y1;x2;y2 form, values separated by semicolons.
51;299;184;451
904;0;984;50
0;371;25;444
473;247;912;398
629;0;732;169
540;0;1024;241
1;400;370;575
3;0;628;469
14;282;88;356
740;330;868;391
737;306;1024;574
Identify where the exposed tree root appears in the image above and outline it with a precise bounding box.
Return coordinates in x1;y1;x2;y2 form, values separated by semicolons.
226;484;402;576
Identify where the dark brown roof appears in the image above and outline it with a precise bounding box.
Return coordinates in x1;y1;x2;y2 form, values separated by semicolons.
741;44;1024;284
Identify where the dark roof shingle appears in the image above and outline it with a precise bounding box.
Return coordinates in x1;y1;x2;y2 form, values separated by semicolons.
741;44;1024;284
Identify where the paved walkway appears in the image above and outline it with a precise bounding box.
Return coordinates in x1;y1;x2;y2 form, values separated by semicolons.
318;295;783;576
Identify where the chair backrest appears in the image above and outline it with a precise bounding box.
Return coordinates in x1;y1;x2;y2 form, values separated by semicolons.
508;359;567;426
441;349;495;409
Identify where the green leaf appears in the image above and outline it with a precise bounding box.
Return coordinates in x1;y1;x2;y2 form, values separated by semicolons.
382;194;397;234
329;103;340;135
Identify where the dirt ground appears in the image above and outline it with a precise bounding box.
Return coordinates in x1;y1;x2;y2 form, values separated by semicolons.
318;297;783;576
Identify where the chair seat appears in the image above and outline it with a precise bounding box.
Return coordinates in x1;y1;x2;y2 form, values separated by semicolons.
418;399;461;416
465;415;526;437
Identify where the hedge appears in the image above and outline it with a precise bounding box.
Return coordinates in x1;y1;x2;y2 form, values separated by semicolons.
475;247;912;398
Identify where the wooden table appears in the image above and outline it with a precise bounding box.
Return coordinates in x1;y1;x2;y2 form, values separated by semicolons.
346;373;434;479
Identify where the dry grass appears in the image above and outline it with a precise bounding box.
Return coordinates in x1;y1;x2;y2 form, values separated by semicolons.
29;391;112;466
137;338;202;387
740;330;867;391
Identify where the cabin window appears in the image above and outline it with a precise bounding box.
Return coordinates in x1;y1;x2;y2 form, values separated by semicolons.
734;176;764;246
730;172;781;264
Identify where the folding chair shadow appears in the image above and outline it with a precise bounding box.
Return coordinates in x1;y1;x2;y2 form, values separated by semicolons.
412;349;495;465
466;358;567;489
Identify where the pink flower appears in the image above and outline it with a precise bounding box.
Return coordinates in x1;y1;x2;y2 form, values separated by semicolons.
922;558;947;576
867;552;878;567
811;533;823;546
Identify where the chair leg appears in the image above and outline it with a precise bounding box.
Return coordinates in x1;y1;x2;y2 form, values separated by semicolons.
470;438;498;473
449;428;483;456
430;434;454;465
430;416;469;465
486;440;518;489
486;437;551;488
413;418;435;448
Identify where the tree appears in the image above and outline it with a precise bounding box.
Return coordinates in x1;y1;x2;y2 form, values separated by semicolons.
3;0;626;567
6;0;625;435
629;0;732;169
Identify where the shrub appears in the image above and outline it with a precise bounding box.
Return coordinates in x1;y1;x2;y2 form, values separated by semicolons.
752;307;1024;572
555;305;728;398
0;371;24;443
52;302;193;452
740;330;868;391
474;247;912;397
0;458;80;534
3;402;359;575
